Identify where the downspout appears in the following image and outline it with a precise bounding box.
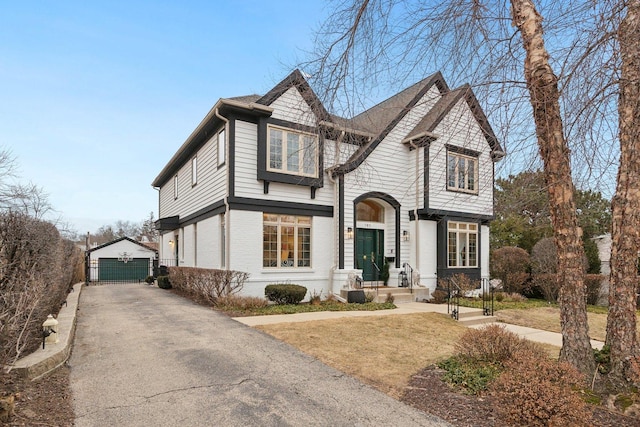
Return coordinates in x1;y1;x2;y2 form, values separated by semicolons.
214;108;230;270
409;140;420;277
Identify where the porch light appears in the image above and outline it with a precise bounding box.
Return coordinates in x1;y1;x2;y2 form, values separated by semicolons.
402;230;410;241
345;227;354;240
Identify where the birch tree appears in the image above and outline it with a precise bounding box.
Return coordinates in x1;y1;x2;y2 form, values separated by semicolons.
607;0;640;388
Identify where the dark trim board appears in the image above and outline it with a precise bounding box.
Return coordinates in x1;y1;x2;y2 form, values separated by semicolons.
180;200;226;227
228;196;333;217
415;208;493;223
256;117;324;188
353;192;401;269
339;176;345;269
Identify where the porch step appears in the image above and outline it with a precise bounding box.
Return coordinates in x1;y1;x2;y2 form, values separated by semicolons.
364;286;430;304
454;308;497;326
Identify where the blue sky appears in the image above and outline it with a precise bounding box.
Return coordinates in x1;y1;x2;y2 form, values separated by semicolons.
0;1;330;234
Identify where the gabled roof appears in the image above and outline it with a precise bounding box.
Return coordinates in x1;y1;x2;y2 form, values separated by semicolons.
87;236;158;253
401;84;504;160
256;69;331;123
331;72;449;176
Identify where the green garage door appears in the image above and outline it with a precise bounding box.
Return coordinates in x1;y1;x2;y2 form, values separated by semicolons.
98;258;150;282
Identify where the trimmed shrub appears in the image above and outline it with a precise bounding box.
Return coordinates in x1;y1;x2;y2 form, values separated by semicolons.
491;349;592;426
531;273;559;302
168;267;249;303
265;284;307;305
157;275;171;289
144;275;154;285
431;289;448;304
455;324;544;366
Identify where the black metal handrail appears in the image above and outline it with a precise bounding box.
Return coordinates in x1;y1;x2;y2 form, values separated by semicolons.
482;278;495;316
402;263;414;294
372;260;381;292
447;278;461;321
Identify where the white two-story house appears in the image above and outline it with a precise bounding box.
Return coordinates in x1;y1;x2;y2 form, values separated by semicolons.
152;70;504;299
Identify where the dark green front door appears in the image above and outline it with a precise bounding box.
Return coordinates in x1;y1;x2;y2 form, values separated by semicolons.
98;258;150;282
355;229;384;281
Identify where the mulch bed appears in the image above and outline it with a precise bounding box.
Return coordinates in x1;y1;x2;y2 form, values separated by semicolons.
401;365;639;427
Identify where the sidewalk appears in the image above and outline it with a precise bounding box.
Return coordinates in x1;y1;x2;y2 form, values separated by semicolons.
233;302;605;350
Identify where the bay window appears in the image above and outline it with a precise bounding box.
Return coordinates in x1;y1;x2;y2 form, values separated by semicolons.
447;221;478;268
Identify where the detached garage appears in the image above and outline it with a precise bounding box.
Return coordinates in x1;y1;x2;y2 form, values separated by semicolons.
86;237;157;283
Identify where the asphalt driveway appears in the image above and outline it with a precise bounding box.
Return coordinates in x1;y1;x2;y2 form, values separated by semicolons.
70;284;449;426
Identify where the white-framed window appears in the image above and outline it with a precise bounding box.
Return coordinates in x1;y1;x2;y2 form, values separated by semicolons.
218;128;226;167
447;151;478;193
267;126;317;177
191;156;197;186
173;175;178;200
447;221;478;268
263;214;311;268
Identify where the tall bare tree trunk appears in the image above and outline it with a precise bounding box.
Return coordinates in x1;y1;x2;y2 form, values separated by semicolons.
606;0;640;387
511;0;595;377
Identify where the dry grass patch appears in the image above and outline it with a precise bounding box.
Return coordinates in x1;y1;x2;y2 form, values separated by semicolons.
257;312;466;398
496;307;609;341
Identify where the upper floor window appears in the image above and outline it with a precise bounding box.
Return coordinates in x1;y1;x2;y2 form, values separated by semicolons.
173;175;178;200
447;150;478;194
267;126;317;177
263;214;311;268
448;221;478;268
191;156;197;186
217;129;226;167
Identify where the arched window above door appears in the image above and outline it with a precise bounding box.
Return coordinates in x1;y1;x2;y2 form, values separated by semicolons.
356;200;385;222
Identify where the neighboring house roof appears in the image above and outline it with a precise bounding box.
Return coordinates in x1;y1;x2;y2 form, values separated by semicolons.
87;236;158;254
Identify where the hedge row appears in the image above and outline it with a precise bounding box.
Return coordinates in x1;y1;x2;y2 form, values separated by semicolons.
167;266;249;304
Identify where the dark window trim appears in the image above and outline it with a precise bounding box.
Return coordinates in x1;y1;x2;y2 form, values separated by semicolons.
257;117;324;188
446;146;479;196
436;216;483;281
228;196;333;217
446;143;480;158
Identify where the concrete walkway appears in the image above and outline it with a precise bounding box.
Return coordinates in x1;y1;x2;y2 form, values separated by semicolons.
234;301;605;350
70;284;450;427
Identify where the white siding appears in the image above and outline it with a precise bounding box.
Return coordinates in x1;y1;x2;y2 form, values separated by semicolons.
428;99;494;215
342;87;441;270
269;87;316;126
418;220;438;289
158;128;227;220
481;225;490;278
183;224;196;267
195;216;220;269
229;210;334;299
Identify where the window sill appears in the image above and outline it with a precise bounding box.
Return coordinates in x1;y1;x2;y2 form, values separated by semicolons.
446;187;479;196
261;268;315;273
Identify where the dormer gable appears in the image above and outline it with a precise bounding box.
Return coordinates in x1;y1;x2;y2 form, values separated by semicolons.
403;85;504;161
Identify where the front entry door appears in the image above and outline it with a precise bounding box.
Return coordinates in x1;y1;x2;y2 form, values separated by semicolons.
356;229;384;281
